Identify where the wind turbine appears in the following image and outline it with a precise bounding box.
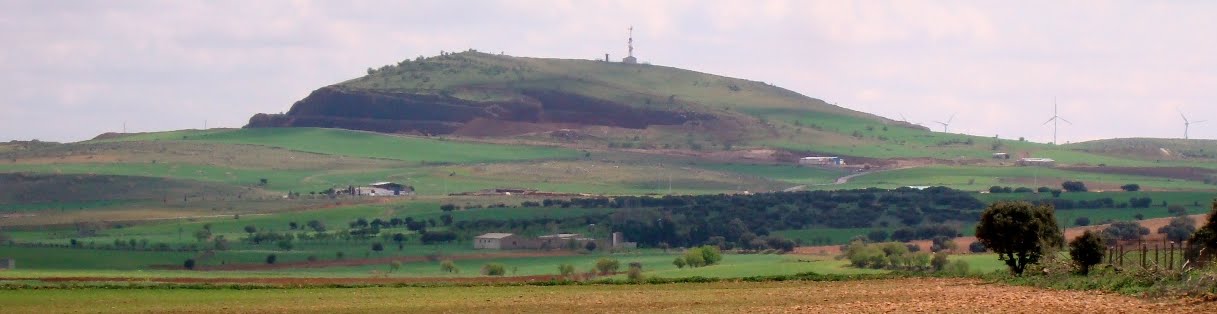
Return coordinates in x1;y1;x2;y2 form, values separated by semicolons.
932;113;956;133
1042;98;1071;145
1180;109;1206;140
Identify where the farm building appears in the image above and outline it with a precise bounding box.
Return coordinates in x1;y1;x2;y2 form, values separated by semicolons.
473;233;607;250
473;233;524;250
798;156;845;166
0;258;13;270
992;153;1010;159
1017;158;1056;167
360;182;414;196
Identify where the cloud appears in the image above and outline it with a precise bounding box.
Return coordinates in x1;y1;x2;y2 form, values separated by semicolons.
0;0;1215;143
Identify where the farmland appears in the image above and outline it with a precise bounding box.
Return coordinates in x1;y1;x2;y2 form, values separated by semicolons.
1;278;1208;313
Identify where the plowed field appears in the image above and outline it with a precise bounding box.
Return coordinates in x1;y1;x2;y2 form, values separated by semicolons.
2;278;1212;313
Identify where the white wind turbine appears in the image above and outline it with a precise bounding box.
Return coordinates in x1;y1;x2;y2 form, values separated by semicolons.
932;113;956;133
1180;109;1206;140
1042;98;1071;145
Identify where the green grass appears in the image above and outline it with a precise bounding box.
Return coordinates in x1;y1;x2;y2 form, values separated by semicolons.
695;163;845;185
772;228;879;245
99;128;580;164
831;166;1216;191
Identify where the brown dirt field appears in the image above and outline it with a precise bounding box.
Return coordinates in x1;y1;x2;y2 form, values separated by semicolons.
1060;166;1216;182
153;250;575;271
6;278;1214;313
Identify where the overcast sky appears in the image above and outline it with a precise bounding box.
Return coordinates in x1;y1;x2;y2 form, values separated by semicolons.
3;1;1215;143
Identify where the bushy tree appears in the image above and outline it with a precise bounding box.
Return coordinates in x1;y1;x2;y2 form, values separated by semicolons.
1158;216;1197;243
1068;230;1104;275
594;258;620;275
867;230;889;242
626;262;644;282
1102;221;1149;244
265;254;277;264
968;241;987;253
481;263;506;276
1120;184;1140;192
930;252;949;271
558;263;575;277
183;258;196;270
440;259;459;273
975;201;1063;275
673;257;687;268
1074;216;1091;227
276;239;293;251
371;242;385;252
1186;201;1217;261
1061;181;1088;192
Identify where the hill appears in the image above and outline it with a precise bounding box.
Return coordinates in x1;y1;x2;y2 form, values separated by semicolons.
245;51;918;143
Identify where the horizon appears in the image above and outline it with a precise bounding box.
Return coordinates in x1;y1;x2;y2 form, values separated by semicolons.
3;1;1215;143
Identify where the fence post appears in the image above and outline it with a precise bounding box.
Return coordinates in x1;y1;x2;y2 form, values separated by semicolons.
1141;243;1147;269
1168;242;1174;270
1154;244;1159;270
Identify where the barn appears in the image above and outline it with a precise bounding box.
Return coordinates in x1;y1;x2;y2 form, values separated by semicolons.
474;233;523;249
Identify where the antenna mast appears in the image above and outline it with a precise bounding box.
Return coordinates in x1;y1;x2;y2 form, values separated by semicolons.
628;26;634;58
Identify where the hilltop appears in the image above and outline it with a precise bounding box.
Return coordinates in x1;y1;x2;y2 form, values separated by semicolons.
246;51;920;146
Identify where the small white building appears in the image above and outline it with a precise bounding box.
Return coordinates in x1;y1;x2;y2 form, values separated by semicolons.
361;182;414;196
799;156;845;166
1017;158;1056;167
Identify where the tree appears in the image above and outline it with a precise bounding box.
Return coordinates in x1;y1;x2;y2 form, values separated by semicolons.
276;239;294;251
244;225;257;234
1186;201;1217;261
482;263;506;276
867;230;889;242
974;201;1064;275
183;258;196;270
627;263;644;282
673;257;687;268
306;220;326;232
595;258;620;275
968;241;987;253
1102;221;1149;244
288;222;299;230
1061;181;1088;192
392;233;407;250
584;241;597;251
1074;217;1091;227
1168;205;1188;216
930;252;949;271
440;259;459;273
193;228;212;242
1158;216;1197;243
1068;230;1104;275
1120;184;1141;192
558;263;576;277
371;242;385;252
265;254;277;264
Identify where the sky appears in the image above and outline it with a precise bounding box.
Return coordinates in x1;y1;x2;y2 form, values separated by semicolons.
2;0;1215;143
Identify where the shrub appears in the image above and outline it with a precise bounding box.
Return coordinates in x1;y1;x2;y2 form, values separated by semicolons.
265;254;277;264
558;263;576;277
683;250;706;268
389;261;402;273
584;241;597;251
1120;184;1140;192
371;242;384;252
699;245;723;265
276;240;293;251
183;258;196;270
1013;187;1034;193
594;258;620;275
481;263;506;276
673;257;687;269
1074;216;1091;227
627;263;644;282
944;260;970;276
968;241;987;253
1068;230;1104;275
1168;205;1188;216
930;252;949;271
930;236;957;253
440;259;459;273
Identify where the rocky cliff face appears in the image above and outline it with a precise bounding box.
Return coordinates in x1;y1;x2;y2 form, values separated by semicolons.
246;86;714;135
